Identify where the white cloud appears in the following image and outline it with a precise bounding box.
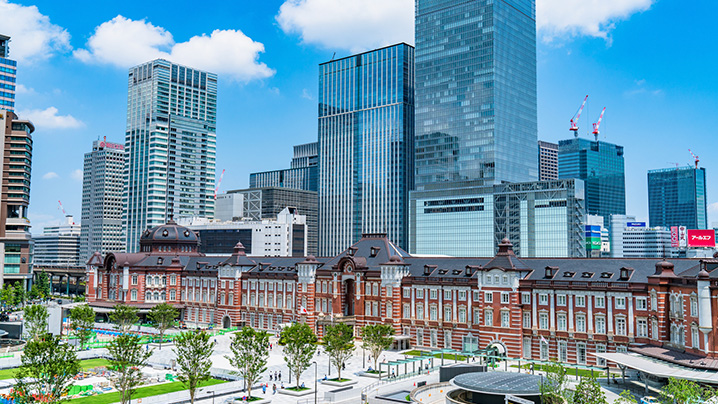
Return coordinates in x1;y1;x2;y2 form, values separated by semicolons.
708;202;718;213
537;0;654;43
15;84;35;95
75;16;274;82
0;0;71;62
301;88;313;100
70;169;83;182
42;172;58;180
277;0;414;53
17;107;84;130
275;0;652;51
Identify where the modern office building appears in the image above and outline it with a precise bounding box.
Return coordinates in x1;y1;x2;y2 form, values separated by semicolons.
609;215;671;258
410;179;586;258
538;141;558;181
585;215;604;258
250;142;318;192
0;35;16;112
124;60;217;252
558;138;625;225
33;215;81;267
648;166;708;229
0;110;33;287
220;187;318;255
318;43;415;256
180;207;307;257
80;139;125;260
414;0;537;188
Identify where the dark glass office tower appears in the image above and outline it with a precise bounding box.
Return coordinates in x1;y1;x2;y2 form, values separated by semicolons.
414;0;537;187
558;138;625;224
648;167;707;229
318;44;415;256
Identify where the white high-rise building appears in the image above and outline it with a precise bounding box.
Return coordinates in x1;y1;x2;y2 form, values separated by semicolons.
123;60;217;252
33;215;81;267
80;139;125;260
610;215;671;258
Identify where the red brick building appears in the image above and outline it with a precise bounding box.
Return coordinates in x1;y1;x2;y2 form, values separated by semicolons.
87;220;718;368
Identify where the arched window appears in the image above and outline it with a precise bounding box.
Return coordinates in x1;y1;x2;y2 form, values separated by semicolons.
154;291;160;301
145;291;151;301
170;289;176;301
161;291;166;301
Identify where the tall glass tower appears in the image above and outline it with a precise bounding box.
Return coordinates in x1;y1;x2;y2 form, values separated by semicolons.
124;60;217;252
318;44;415;256
558;138;625;224
0;34;17;112
648;166;707;229
414;0;537;188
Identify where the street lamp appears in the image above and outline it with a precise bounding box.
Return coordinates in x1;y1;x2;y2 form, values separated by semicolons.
312;361;318;404
206;390;214;404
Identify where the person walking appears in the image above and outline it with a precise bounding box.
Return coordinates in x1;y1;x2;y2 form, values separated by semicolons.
272;384;276;394
262;384;266;394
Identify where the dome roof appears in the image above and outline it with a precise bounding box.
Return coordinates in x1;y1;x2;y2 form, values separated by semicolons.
139;218;199;246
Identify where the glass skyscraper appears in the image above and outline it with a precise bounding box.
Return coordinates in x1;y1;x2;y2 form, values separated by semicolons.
0;35;16;112
318;44;414;256
250;142;318;192
558;138;625;225
124;59;217;252
414;0;537;188
648;166;707;229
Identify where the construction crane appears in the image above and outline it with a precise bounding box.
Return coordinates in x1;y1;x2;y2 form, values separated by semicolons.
591;107;606;141
214;169;226;200
570;95;588;137
689;149;699;168
58;200;75;224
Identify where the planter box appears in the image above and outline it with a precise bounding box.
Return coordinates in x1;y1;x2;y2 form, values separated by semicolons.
321;378;358;387
358;371;387;379
278;387;314;397
228;399;271;404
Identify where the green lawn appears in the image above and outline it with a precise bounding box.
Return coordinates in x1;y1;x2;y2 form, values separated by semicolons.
80;359;112;370
0;358;114;381
510;364;604;378
404;350;467;361
66;379;226;404
328;378;350;382
285;386;310;392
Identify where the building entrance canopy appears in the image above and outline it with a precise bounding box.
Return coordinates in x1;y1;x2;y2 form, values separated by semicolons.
592;352;718;384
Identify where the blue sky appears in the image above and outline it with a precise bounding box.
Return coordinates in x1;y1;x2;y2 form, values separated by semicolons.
1;0;716;232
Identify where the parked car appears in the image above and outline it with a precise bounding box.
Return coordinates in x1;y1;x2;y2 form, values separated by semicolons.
640;396;660;404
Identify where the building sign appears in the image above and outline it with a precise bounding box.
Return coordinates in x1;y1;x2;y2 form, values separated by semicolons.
626;222;646;227
679;226;687;248
686;229;716;248
670;226;679;248
506;394;533;404
99;141;124;150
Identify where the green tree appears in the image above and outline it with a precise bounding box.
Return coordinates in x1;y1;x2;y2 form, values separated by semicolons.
539;361;570;404
14;283;26;307
23;304;48;341
28;284;42;301
660;377;714;404
573;376;607;404
107;333;152;404
109;303;139;332
147;303;178;349
281;323;317;389
615;390;638;404
12;333;80;404
174;330;214;404
0;284;15;308
35;271;51;299
226;327;269;399
361;324;394;372
323;323;354;380
69;304;96;350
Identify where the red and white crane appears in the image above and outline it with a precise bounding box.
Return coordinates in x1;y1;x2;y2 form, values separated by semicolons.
591;107;606;141
58;200;75;224
570;95;588;136
689;149;699;168
214;169;226;200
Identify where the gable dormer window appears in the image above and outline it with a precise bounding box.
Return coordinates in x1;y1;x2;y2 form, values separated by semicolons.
347;247;357;257
545;266;557;279
581;272;593;278
620;267;633;280
157;257;163;265
370;247;380;257
563;271;575;278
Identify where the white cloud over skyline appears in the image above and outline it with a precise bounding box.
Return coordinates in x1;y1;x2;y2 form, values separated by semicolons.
0;0;71;62
17;107;84;129
42;171;58;180
276;0;654;52
74;16;274;82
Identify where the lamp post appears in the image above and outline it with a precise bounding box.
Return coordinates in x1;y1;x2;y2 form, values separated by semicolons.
312;361;318;404
206;390;214;404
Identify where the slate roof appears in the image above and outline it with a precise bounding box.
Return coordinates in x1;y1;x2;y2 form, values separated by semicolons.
522;258;699;283
322;233;410;270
